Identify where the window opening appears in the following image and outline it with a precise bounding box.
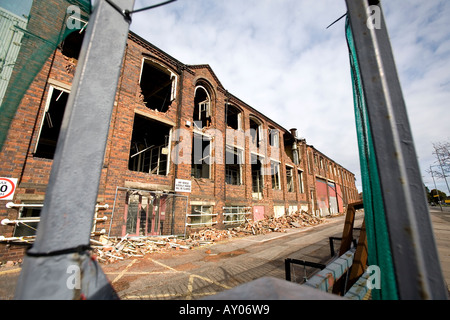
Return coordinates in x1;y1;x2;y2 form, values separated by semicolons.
269;128;279;147
271;161;281;190
193;86;211;128
226;104;241;130
286;166;294;192
128;114;171;175
61;30;85;60
223;206;251;225
191;133;211;179
13;203;42;237
249;118;262;148
225;146;243;185
251;153;264;198
34;87;69;159
139;59;175;112
298;170;304;193
188;205;216;227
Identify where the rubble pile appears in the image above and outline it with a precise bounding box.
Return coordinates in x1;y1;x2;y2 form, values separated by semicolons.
91;235;193;264
91;211;326;264
232;210;326;235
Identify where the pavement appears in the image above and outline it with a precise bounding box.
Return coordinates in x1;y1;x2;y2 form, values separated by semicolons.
104;213;359;300
1;206;449;300
429;206;450;294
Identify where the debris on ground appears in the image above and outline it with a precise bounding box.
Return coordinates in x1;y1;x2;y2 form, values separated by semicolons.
90;211;328;264
232;210;326;235
1;211;331;264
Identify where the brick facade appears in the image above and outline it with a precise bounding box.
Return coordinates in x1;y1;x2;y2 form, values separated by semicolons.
0;14;359;262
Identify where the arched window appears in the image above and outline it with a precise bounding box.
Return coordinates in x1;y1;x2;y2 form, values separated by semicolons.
193;85;211;129
249;117;263;148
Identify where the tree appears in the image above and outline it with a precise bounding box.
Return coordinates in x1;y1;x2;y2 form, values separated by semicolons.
429;141;450;194
430;189;447;204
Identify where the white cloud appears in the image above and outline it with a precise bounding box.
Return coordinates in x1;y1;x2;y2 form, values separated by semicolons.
130;0;450;194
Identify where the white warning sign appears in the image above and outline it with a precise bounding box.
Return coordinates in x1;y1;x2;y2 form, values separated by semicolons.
0;178;18;201
175;179;191;193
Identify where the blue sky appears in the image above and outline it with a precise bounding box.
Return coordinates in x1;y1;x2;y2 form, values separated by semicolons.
0;0;32;17
129;0;450;194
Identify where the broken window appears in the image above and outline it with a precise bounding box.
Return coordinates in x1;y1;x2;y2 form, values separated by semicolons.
283;133;299;165
34;86;69;159
226;104;242;130
308;151;314;173
13;202;42;237
189;205;215;227
223;206;251;225
139;59;176;112
251;153;264;198
298;170;304;193
286;166;294;192
191;133;211;179
193;86;211;129
128;114;171;175
249;117;262;148
271;160;281;190
269;128;279;147
61;30;85;60
225;146;243;185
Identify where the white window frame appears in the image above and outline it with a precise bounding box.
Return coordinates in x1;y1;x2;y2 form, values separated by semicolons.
286;165;294;192
139;58;177;101
271;160;281;190
225;145;244;185
34;85;70;154
269;128;279;148
187;205;217;227
298;170;304;193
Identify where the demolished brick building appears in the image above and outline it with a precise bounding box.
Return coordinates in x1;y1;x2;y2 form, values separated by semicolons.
0;7;359;261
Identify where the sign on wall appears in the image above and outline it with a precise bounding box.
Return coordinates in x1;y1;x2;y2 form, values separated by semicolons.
175;179;191;193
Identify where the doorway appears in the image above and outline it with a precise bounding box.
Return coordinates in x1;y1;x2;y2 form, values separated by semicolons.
124;192;166;236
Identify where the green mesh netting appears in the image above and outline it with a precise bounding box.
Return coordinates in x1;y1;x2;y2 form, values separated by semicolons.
0;0;91;151
345;17;398;300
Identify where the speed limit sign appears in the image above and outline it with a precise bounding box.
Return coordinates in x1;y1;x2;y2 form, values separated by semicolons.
0;178;18;201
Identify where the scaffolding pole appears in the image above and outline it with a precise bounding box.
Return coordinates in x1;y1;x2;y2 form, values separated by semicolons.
346;0;448;299
14;0;135;299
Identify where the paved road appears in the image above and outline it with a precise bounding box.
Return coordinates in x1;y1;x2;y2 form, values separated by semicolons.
103;213;363;300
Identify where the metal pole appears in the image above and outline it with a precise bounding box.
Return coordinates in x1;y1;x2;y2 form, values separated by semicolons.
430;166;443;212
15;0;135;299
346;0;448;299
434;146;450;195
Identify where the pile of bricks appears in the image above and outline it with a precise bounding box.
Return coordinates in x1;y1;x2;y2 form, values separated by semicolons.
231;211;326;235
91;235;195;264
91;211;327;264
